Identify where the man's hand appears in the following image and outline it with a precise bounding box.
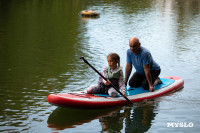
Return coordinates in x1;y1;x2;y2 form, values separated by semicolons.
149;85;154;92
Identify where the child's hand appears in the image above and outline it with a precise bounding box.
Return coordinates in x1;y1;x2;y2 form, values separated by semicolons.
122;90;126;97
104;80;111;85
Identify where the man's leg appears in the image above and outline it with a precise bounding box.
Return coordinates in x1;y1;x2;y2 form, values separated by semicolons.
129;72;145;87
142;69;161;90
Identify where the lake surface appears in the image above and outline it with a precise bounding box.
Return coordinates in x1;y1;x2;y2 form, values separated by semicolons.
0;0;200;132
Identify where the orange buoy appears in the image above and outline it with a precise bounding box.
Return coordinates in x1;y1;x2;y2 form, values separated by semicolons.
80;10;99;17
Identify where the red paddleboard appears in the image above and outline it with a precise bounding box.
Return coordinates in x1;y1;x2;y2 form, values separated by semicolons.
47;76;184;109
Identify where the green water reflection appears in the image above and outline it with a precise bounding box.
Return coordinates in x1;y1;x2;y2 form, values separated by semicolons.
48;101;157;132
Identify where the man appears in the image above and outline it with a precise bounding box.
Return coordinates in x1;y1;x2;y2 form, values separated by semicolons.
124;37;161;92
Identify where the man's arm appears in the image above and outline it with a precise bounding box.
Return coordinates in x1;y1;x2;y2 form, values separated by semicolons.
143;64;154;92
124;62;132;86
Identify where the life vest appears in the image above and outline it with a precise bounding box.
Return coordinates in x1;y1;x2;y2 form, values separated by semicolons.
107;66;122;79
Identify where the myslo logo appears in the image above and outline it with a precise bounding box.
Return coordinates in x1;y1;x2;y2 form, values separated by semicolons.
167;122;194;127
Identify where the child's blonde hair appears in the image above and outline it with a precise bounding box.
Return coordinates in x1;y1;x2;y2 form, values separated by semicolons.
107;53;120;66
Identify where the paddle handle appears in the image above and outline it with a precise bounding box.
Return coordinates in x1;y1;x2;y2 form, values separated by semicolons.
80;57;134;105
80;57;107;81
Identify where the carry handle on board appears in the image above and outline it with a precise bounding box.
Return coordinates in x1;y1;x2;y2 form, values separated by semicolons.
80;57;134;105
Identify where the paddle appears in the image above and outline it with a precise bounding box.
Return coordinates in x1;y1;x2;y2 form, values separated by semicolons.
80;57;134;105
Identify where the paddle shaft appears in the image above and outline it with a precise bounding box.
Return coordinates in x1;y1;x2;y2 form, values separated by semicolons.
80;57;134;105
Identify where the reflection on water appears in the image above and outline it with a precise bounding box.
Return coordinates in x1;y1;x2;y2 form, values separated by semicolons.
0;0;200;132
47;107;122;130
47;100;158;132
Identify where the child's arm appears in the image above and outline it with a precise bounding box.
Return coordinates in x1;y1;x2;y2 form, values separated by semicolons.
102;66;108;84
119;70;126;96
102;66;113;85
119;70;126;93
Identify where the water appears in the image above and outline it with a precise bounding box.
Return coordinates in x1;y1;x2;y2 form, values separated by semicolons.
0;0;200;132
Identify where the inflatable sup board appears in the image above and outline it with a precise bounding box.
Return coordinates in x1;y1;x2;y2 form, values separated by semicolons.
47;76;184;109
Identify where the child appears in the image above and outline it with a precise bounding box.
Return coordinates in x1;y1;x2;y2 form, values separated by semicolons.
86;53;126;97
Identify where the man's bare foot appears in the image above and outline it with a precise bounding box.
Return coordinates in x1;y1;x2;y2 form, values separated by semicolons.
154;77;162;86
